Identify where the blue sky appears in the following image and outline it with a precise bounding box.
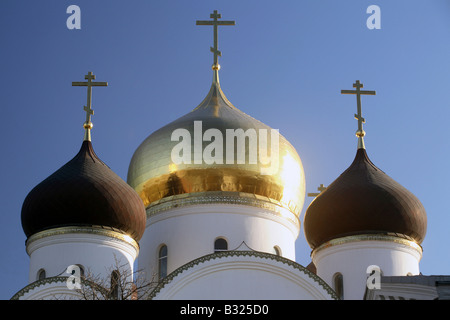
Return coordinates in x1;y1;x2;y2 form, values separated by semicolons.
1;0;449;299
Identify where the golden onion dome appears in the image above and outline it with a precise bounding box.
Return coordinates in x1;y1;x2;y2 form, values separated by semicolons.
127;69;305;217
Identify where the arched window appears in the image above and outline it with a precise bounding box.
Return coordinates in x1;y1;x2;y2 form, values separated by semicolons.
333;273;344;300
110;270;120;300
158;245;168;280
214;238;228;253
37;269;46;281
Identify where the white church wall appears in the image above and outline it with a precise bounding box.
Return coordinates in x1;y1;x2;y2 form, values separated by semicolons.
139;203;300;282
11;277;83;300
26;228;139;284
312;236;423;300
150;251;337;300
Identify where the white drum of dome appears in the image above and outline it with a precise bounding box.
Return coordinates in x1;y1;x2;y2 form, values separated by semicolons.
171;121;280;175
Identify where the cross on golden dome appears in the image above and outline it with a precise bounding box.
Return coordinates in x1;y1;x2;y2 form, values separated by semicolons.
341;80;376;149
72;71;108;141
196;10;235;70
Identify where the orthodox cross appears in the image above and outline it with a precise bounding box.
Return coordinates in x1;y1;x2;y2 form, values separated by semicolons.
341;80;376;149
308;184;327;197
196;10;235;69
72;71;108;141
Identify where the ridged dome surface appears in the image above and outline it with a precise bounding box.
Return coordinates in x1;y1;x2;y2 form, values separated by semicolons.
303;148;427;249
127;72;305;216
21;141;147;241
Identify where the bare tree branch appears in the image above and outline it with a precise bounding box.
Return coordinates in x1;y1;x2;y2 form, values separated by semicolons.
75;255;159;300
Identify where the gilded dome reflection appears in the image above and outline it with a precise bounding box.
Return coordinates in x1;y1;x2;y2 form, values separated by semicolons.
127;71;305;217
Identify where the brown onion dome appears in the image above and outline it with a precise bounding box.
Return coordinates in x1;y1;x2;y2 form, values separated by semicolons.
303;148;427;250
21;141;146;242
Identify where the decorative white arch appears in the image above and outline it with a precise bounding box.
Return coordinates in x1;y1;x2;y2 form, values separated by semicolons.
11;277;82;300
149;250;338;300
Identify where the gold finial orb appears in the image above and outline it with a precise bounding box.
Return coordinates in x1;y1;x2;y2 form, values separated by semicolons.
212;64;221;70
84;122;93;130
356;129;365;138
